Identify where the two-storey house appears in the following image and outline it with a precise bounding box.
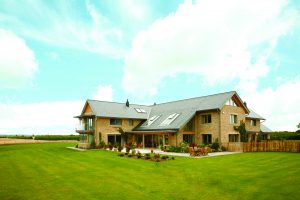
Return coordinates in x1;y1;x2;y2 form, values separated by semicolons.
75;91;271;149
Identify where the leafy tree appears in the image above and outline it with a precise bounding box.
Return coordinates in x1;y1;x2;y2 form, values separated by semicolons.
237;121;248;142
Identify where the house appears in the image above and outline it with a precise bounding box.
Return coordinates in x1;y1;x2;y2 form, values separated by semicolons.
75;91;271;149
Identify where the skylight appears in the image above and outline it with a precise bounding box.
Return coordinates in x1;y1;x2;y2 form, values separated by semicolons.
146;115;160;126
159;113;180;126
135;108;146;113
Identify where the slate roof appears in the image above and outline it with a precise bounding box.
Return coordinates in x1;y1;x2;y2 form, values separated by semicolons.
80;100;151;119
261;124;272;133
246;109;265;120
76;91;258;132
135;91;239;131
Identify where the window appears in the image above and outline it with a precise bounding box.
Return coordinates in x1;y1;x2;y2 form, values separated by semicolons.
183;134;195;144
128;119;134;126
80;134;88;143
107;135;121;144
135;108;146;113
202;134;212;144
159;113;180;126
251;119;256;126
146;115;160;126
226;99;237;106
110;118;122;125
201;114;212;124
183;118;195;131
230;114;238;124
229;134;239;142
86;118;93;130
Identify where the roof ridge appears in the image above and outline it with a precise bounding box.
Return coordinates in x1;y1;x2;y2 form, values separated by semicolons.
87;99;151;107
154;91;236;106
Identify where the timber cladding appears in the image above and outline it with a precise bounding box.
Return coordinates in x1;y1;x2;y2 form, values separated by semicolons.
225;140;300;152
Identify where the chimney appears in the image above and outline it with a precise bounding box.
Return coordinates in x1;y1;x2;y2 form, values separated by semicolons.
126;99;129;107
244;101;247;108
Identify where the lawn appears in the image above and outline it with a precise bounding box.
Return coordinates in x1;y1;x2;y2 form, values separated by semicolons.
0;143;300;200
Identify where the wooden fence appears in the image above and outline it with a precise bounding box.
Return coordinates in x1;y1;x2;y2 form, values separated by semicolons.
224;140;300;152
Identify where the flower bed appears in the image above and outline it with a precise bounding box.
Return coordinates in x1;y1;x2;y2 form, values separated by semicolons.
117;152;175;162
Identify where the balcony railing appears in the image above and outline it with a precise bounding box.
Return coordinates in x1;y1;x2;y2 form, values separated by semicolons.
75;123;94;133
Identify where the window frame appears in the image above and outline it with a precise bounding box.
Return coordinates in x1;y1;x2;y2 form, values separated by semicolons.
251;119;257;126
230;114;238;124
202;134;212;144
201;114;212;124
229;134;239;142
128;119;134;126
110;118;122;126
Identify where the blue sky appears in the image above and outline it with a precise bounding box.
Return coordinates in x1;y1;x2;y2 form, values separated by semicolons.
0;0;299;134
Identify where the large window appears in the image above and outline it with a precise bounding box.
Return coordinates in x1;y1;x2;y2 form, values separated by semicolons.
230;114;238;124
183;118;195;131
79;134;88;143
110;118;122;126
107;135;121;144
183;134;195;144
251;119;256;126
229;134;239;142
201;114;212;124
226;99;237;106
202;134;212;144
86;118;93;130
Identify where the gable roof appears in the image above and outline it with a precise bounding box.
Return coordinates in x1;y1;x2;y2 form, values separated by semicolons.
246;109;265;120
77;100;151;119
75;91;252;131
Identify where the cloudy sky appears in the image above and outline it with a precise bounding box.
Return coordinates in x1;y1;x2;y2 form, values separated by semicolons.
0;0;299;134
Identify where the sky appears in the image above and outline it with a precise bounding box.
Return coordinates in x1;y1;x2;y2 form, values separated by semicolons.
0;0;300;135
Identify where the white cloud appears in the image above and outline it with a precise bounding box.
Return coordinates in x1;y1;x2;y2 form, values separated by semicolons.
0;0;126;58
244;77;300;131
93;85;113;101
0;101;84;135
122;0;297;96
0;29;38;88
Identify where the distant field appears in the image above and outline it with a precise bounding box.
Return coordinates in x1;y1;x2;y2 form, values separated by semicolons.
0;138;77;145
0;134;79;140
0;142;300;200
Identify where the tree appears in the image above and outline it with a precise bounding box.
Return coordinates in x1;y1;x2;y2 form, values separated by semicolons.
297;122;300;129
237;120;248;142
117;127;127;146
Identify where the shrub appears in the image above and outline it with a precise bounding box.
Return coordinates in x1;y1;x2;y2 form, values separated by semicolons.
108;143;113;150
117;145;123;152
151;149;154;154
161;155;169;160
189;143;197;147
154;153;160;159
211;142;220;151
128;154;133;157
137;151;142;158
171;156;175;160
131;149;136;155
118;153;125;157
221;146;227;151
145;153;151;159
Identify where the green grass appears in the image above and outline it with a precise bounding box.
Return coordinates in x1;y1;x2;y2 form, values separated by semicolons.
0;143;300;200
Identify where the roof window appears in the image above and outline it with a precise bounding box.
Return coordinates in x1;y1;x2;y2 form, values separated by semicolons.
135;108;146;113
146;115;160;126
159;113;180;126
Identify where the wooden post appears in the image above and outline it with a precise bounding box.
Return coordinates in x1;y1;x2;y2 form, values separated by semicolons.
163;134;165;146
152;134;154;148
142;134;145;149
